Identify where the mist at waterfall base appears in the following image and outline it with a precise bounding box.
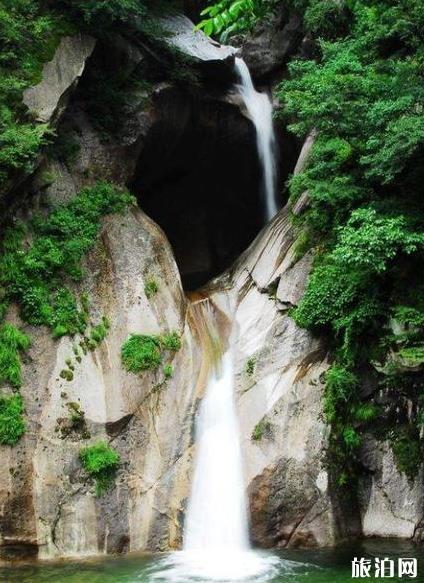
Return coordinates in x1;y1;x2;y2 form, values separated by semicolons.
5;541;424;582
234;57;279;222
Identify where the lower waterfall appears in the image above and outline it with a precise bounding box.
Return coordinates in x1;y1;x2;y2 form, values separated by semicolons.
150;300;280;582
183;351;248;553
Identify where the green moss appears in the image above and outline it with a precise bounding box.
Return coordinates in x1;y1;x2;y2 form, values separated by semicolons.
90;321;109;344
0;324;30;389
291;229;312;264
163;363;173;379
353;403;379;423
160;331;181;351
251;418;271;441
391;428;422;479
397;345;424;367
0;182;134;338
79;441;120;496
121;334;162;372
47;130;81;166
0;394;25;445
59;369;74;382
121;330;182;375
245;357;256;377
323;365;358;424
144;279;159;299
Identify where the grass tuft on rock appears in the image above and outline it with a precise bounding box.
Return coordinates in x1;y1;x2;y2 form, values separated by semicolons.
79;441;120;496
0;394;25;445
121;331;182;374
144;279;159;299
121;334;162;372
0;324;30;388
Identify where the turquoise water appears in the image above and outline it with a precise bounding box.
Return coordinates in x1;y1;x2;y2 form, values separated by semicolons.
1;540;422;582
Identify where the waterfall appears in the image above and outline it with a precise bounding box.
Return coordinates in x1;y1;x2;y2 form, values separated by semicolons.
234;57;278;222
184;351;249;552
150;300;280;582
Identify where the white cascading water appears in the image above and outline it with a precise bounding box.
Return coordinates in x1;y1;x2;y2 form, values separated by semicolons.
234;57;278;222
184;351;248;553
151;302;280;582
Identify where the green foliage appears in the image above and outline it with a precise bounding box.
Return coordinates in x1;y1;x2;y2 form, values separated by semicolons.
304;0;350;39
291;229;311;264
0;394;25;445
323;365;358;424
332;208;424;274
121;330;181;374
0;324;30;388
90;317;110;344
144;279;159;299
251;418;271;441
79;441;120;496
0;0;173;188
197;0;277;41
391;428;422;479
279;0;424;484
65;0;147;26
121;334;162;372
245;356;256;376
80;68;152;139
163;363;173;379
0;182;134;336
0;0;74;187
160;331;181;352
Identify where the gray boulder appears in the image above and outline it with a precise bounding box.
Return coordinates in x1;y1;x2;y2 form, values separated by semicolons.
23;35;96;124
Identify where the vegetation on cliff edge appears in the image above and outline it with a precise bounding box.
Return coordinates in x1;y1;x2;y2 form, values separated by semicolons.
275;0;424;483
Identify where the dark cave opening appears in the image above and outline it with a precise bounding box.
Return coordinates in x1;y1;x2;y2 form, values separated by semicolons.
131;85;298;290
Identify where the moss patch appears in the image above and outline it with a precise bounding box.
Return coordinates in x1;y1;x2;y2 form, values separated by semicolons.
0;394;25;445
0;324;30;389
79;441;120;496
121;331;181;374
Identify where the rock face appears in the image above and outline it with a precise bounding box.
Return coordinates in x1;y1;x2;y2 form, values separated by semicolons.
203;199;360;548
359;436;424;539
159;14;236;63
2;10;424;565
1;205;202;560
23;35;96;123
1;180;344;560
241;7;303;80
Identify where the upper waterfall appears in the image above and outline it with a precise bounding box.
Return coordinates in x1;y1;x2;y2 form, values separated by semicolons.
234;57;279;222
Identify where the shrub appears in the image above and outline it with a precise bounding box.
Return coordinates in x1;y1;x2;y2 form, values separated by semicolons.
163;363;173;379
90;317;110;345
245;357;255;376
79;441;120;495
160;331;181;352
0;394;25;445
0;182;134;337
0;324;30;388
251;418;271;441
197;0;278;41
121;334;162;372
391;429;422;479
144;279;158;299
323;365;358;423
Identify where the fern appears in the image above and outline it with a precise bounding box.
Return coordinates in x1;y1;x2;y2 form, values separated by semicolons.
197;0;277;41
